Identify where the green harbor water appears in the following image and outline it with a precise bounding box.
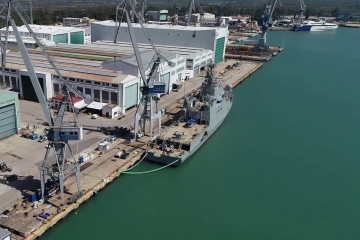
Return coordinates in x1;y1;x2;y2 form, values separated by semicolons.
43;28;360;240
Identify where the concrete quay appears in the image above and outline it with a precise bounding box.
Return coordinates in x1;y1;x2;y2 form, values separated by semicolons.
0;60;263;239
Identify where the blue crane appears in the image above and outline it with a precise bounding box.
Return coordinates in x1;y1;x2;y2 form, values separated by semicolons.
253;0;278;53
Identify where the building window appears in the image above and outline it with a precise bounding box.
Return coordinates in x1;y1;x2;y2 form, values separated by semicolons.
111;84;119;88
177;59;185;65
171;71;175;76
77;87;83;94
0;75;3;85
4;76;10;86
53;83;60;95
94;81;100;85
86;80;92;84
78;79;84;82
102;91;109;103
178;73;182;81
111;92;118;105
177;66;185;73
10;69;17;73
85;88;92;96
11;77;17;88
103;83;110;87
69;78;76;81
93;89;100;101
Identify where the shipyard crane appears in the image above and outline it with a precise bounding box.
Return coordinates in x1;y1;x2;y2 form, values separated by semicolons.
186;0;206;26
139;0;146;23
299;0;306;23
253;0;278;53
115;0;173;141
173;4;180;25
1;0;91;205
186;0;195;26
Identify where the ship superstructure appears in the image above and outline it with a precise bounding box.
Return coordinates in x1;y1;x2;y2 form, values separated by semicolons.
146;64;233;166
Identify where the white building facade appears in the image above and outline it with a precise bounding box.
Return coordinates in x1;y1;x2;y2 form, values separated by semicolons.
91;21;227;64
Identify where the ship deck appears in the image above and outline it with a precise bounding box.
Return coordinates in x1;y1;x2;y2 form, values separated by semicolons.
159;123;207;144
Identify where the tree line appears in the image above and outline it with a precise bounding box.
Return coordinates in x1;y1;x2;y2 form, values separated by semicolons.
2;3;360;27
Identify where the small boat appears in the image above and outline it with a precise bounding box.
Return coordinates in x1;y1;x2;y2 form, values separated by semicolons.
293;18;338;32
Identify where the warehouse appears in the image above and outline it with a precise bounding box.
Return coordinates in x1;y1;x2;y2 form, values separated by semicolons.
0;24;86;48
0;91;21;140
91;21;227;64
49;42;213;79
102;50;186;93
0;46;186;114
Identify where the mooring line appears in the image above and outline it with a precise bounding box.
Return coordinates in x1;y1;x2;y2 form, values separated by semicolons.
121;158;179;175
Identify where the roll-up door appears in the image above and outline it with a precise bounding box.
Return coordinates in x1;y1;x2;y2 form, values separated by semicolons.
214;37;225;64
0;104;16;140
53;33;68;44
125;83;138;109
21;76;44;102
160;73;170;94
70;31;84;44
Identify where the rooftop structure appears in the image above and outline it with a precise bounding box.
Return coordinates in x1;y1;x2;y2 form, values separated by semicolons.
0;43;187;114
63;17;90;27
0;24;86;48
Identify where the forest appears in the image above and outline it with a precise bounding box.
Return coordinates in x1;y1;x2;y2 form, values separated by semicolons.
6;0;360;26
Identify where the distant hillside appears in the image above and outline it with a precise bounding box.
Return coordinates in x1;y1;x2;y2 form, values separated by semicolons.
28;0;360;8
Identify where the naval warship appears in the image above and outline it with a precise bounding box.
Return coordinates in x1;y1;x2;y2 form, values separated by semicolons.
145;63;233;166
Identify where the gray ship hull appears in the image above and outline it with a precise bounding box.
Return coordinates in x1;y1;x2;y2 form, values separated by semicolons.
146;99;232;167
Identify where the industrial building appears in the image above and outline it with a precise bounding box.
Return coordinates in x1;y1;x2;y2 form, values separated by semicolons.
0;24;87;48
91;21;227;64
63;17;90;27
0;91;21;140
0;43;190;115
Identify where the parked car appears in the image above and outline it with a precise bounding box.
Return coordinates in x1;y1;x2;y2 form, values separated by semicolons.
115;150;125;158
38;135;47;143
91;114;99;119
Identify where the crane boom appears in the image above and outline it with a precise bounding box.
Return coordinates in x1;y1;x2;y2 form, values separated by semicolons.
2;0;89;205
11;0;90;104
10;18;54;126
253;0;278;53
187;0;194;26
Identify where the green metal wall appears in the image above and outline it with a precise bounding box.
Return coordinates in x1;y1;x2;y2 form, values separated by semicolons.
20;75;44;102
0;104;16;139
53;33;68;44
125;83;138;109
0;91;21;139
70;31;84;44
214;37;225;64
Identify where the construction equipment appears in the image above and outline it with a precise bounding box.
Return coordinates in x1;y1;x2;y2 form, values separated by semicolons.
186;0;195;26
0;162;12;172
0;0;91;205
299;0;306;23
115;0;173;141
253;0;278;53
185;0;206;26
139;0;146;23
